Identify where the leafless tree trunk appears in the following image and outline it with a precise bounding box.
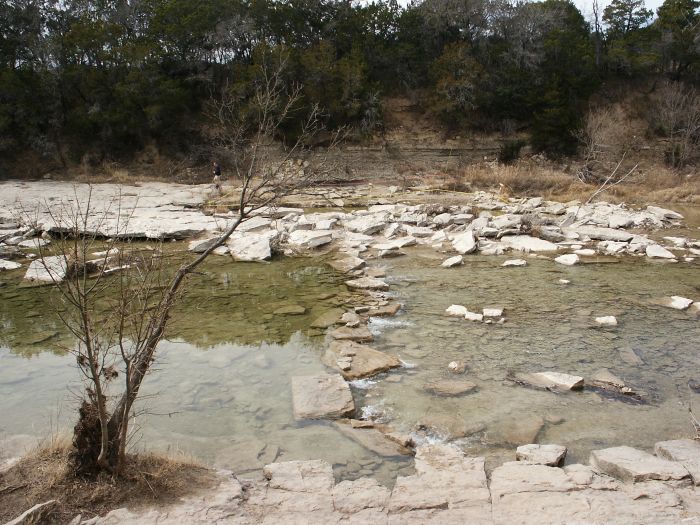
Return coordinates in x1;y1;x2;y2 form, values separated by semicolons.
35;54;343;476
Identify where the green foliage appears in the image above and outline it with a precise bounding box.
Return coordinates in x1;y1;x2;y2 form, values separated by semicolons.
603;0;653;35
655;0;700;79
498;140;527;164
2;0;700;171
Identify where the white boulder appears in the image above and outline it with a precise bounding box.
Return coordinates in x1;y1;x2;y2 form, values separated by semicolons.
646;244;676;259
502;235;559;252
464;311;484;322
529;371;584;390
647;205;683;220
661;296;694;310
227;232;274;261
451;231;477;254
441;255;463;268
24;256;67;282
446;305;468;317
0;259;21;271
554;254;579;266
287;229;333;249
595;316;618;326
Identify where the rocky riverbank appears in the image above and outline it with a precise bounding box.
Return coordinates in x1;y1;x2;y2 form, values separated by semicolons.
21;440;696;524
1;180;699;523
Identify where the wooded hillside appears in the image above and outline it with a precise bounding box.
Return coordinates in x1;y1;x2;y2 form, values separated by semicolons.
2;0;700;175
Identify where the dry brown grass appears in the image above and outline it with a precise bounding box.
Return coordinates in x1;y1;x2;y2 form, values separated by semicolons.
427;160;700;204
0;436;217;524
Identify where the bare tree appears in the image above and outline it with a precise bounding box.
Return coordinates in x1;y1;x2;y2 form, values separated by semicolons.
575;105;640;203
34;54;342;476
652;80;700;169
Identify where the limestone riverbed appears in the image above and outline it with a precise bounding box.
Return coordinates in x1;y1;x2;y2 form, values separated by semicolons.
1;180;700;522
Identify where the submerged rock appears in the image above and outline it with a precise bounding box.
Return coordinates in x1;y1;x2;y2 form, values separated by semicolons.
502;258;527;267
490;415;545;446
424;379;478;397
333;421;412;456
345;277;389;291
328;256;365;273
310;308;344;328
273;305;306;315
291;374;355;420
513;371;584;391
367;302;402;317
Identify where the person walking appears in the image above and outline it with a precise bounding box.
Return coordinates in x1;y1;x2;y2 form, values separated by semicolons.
212;161;222;195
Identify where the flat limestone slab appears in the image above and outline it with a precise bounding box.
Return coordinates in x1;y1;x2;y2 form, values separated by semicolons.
388;444;489;513
516;444;567;466
590;446;691;484
0;259;21;271
655;439;700;486
345;277;389;291
333;421;411;457
328;256;366;273
530;371;584;390
291;374;355;420
323;340;401;380
329;325;374;342
332;478;390;514
513;371;584;391
23;255;68;282
263;459;334;493
490;461;574;498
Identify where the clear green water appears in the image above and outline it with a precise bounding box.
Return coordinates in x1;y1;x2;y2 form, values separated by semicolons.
1;225;699;481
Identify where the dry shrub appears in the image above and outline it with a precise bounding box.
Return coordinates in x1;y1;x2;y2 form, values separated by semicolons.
423;157;700;204
576;105;641;184
650;81;700;169
0;439;216;524
451;162;582;198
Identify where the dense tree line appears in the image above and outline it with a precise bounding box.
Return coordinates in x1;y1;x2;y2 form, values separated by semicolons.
1;0;699;170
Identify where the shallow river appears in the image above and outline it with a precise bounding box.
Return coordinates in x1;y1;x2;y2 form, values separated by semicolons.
1;221;699;484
